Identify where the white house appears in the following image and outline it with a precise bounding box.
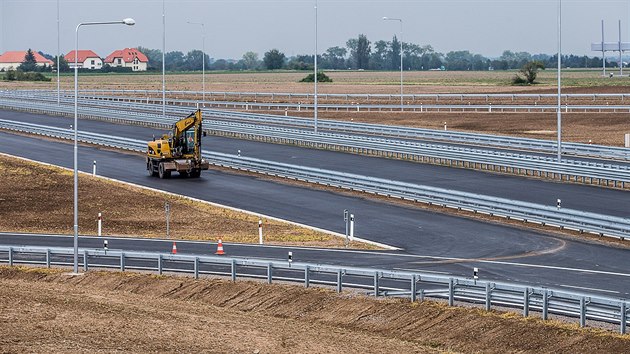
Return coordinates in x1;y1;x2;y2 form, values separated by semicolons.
0;50;53;71
104;48;148;71
65;50;102;69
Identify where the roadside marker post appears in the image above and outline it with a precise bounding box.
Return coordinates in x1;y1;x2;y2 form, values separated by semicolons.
473;267;479;281
258;218;263;245
344;209;349;247
92;160;96;176
349;214;355;242
557;198;562;210
103;239;108;252
288;251;293;265
97;212;102;237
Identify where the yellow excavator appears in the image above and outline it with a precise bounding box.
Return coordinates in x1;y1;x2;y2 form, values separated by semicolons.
146;109;210;179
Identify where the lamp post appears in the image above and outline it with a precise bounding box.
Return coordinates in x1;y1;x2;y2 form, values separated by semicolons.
162;0;166;117
314;0;318;133
383;17;403;111
557;0;562;162
73;17;135;274
56;0;60;106
187;21;206;103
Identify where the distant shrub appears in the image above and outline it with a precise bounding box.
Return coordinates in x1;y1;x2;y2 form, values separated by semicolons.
1;69;50;82
300;72;332;83
511;75;528;85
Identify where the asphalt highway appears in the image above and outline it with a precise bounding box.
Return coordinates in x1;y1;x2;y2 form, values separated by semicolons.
0;109;628;217
0;130;629;297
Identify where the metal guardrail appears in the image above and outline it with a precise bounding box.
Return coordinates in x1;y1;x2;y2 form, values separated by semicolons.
2;90;629;163
0;118;629;241
8;89;630;114
0;95;628;190
0;245;627;334
26;88;630;103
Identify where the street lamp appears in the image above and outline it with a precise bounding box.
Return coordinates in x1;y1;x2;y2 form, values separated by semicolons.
162;0;166;117
73;17;135;274
56;0;60;106
383;16;403;111
557;0;562;162
314;0;318;133
187;21;206;103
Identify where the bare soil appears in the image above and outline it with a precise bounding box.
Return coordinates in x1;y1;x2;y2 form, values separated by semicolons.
0;153;372;249
0;266;628;353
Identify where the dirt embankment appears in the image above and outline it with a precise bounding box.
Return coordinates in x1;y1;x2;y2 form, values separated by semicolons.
0;267;628;353
0;154;370;249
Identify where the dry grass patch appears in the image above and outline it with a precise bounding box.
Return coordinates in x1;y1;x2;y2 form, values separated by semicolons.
0;154;373;249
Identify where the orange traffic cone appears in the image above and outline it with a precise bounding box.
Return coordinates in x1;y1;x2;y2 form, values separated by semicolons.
172;242;177;254
215;239;225;255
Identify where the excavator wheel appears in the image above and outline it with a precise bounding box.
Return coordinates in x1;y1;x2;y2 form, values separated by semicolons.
158;162;171;179
147;162;158;177
190;169;201;178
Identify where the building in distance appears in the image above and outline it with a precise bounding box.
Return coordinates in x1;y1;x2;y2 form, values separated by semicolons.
104;48;148;71
0;50;53;71
65;50;103;70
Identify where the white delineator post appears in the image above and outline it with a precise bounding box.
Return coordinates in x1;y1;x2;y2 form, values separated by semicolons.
625;133;630;148
97;212;102;237
349;214;355;242
258;219;263;244
92;160;96;176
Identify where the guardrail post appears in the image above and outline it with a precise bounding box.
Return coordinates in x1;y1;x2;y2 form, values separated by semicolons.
485;282;491;311
373;272;380;297
83;250;88;272
158;254;163;275
231;259;236;282
120;252;125;272
410;275;417;302
194;257;199;279
304;265;310;288
267;263;273;284
448;278;454;306
523;288;529;317
336;269;343;293
580;297;586;328
542;290;549;320
621;302;627;334
46;249;51;268
8;247;13;266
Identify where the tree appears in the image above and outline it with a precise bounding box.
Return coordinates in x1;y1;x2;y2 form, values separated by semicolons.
356;34;371;69
263;49;285;70
165;51;185;71
287;55;313;70
390;35;401;71
183;50;209;71
52;55;70;73
513;60;545;84
321;46;346;69
242;51;260;70
369;40;388;70
137;46;163;70
18;49;38;72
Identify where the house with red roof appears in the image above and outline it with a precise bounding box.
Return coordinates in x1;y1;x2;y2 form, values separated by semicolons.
65;50;102;70
104;48;148;71
0;50;53;71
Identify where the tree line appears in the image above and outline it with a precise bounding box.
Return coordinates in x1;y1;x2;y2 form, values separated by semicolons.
136;34;611;72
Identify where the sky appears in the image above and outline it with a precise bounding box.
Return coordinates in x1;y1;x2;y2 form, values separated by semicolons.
1;0;629;60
